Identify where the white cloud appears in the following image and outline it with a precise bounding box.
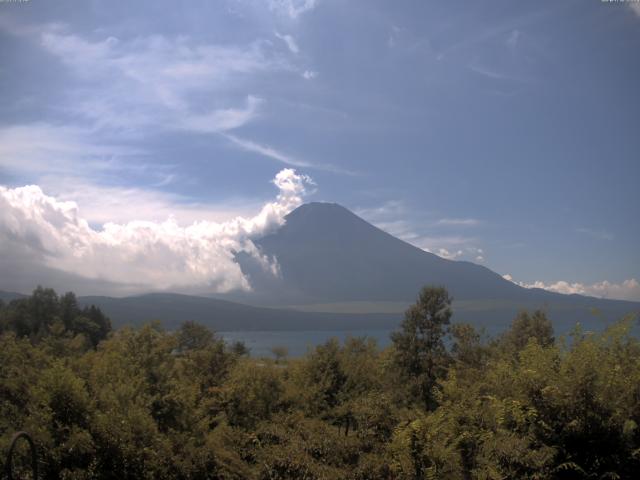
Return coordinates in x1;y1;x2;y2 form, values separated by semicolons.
506;29;520;51
356;201;485;263
416;235;476;248
223;134;314;169
37;178;259;226
223;133;356;175
275;31;300;54
41;30;280;87
0;169;314;294
0;123;144;175
630;3;640;17
180;96;263;133
24;26;339;174
435;246;485;262
355;200;406;219
268;0;318;19
436;218;481;227
38;27;288;133
502;275;640;301
437;248;464;260
388;25;402;48
576;227;614;241
302;70;317;79
0;123;183;208
355;201;416;239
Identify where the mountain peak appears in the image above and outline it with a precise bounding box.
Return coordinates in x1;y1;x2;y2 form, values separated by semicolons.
235;202;636;312
293;201;345;210
280;202;372;239
287;202;355;220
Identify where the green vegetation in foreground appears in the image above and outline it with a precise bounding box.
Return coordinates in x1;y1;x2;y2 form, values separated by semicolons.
1;286;640;479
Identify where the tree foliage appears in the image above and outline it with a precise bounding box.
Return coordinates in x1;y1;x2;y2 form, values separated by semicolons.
391;286;452;410
1;286;639;479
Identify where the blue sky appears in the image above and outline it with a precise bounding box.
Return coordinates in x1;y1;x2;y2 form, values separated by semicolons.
0;0;639;299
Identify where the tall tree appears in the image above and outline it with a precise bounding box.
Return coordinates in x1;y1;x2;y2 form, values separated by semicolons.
391;286;452;410
502;309;554;351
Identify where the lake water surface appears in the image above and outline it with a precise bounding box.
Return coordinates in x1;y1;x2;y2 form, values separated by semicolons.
221;329;394;358
221;315;639;358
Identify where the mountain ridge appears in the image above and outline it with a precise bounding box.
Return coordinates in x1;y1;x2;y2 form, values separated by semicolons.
232;202;632;308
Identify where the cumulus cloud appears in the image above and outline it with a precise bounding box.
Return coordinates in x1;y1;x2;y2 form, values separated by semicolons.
302;70;318;79
436;248;464;260
502;275;640;302
434;246;484;262
0;169;314;294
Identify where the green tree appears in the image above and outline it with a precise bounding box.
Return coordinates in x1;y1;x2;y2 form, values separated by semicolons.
299;338;347;416
229;340;250;357
224;360;284;429
449;323;486;370
501;309;554;352
391;286;452;410
177;320;214;352
79;304;112;346
271;345;289;363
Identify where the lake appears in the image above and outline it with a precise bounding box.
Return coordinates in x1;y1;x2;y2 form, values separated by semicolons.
220;315;639;358
221;329;395;357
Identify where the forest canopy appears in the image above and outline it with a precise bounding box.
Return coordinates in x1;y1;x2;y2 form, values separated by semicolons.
1;286;639;479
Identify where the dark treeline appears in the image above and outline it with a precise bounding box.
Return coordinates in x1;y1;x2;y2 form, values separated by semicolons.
1;286;639;479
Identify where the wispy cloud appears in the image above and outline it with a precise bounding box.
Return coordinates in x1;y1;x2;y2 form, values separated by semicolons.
506;29;521;51
503;275;640;302
436;218;482;227
356;201;487;263
268;0;318;19
576;227;614;241
223;133;356;175
38;27;285;133
179;96;263;133
355;200;406;219
275;31;300;54
223;133;313;169
35;176;259;226
387;25;402;48
355;201;416;238
0;123;148;179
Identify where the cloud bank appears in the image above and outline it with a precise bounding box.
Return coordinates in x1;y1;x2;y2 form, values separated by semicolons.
0;169;314;295
503;275;640;302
